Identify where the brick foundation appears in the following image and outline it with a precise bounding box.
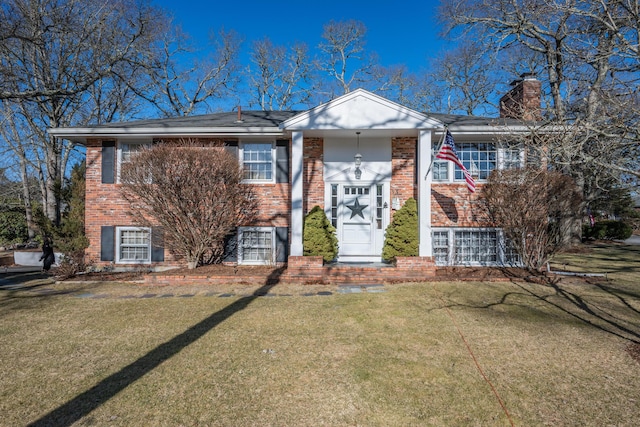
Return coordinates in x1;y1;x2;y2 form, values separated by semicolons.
145;255;436;286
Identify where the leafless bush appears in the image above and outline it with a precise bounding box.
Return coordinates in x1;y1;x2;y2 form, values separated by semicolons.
482;167;582;271
120;139;257;268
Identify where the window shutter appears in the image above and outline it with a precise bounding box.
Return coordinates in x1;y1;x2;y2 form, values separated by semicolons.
222;229;238;262
151;227;164;262
101;141;116;184
276;140;289;183
101;226;115;261
224;141;238;159
275;227;288;263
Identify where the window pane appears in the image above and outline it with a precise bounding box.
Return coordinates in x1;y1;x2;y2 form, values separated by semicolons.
503;148;522;169
456;143;496;180
433;161;448;181
119;228;150;262
241;229;273;262
243;143;273;180
454;230;497;264
433;231;449;264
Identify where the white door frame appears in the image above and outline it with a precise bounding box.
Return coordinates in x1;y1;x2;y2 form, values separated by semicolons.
325;179;390;262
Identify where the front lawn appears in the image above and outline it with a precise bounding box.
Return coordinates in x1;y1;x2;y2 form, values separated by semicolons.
1;244;639;426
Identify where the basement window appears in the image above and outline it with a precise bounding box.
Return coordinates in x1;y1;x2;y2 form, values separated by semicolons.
116;227;151;264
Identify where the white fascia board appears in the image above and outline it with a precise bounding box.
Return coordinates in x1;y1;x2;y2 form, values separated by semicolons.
441;124;541;135
48;126;286;143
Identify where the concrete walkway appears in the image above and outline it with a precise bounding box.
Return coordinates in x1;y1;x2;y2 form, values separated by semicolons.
622;235;640;245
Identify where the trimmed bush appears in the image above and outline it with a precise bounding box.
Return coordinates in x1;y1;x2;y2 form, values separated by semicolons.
382;198;418;262
303;206;338;263
584;220;633;240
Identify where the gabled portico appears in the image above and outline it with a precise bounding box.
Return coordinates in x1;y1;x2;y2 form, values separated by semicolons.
282;89;442;262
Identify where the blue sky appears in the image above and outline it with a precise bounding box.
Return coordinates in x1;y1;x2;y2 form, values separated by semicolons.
153;0;448;73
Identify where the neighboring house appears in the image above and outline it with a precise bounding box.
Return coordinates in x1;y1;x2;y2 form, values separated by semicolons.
49;76;541;269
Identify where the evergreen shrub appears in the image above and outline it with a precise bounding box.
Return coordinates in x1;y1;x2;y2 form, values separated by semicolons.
303;206;338;263
0;208;28;245
382;197;418;262
584;220;633;240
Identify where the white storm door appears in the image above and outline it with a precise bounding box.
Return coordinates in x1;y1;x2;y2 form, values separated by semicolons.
340;185;375;256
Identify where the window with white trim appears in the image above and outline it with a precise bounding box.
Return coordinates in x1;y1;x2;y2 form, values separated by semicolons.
238;227;275;265
241;142;274;182
500;146;524;170
432;230;450;263
454;229;498;264
116;227;151;263
433;161;449;181
456;143;496;181
117;141;151;182
432;142;524;182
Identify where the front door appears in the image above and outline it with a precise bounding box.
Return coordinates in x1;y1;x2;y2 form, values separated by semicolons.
335;184;386;260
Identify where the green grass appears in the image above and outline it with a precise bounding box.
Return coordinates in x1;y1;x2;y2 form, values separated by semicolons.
1;244;639;426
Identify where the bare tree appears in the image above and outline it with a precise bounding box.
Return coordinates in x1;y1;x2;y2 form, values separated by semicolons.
0;0;166;226
246;38;312;110
424;43;499;115
370;64;421;108
120;140;257;269
440;0;640;213
316;19;377;98
482;167;583;271
130;27;241;117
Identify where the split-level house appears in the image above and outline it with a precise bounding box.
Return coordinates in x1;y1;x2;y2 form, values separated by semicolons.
49;76;541;273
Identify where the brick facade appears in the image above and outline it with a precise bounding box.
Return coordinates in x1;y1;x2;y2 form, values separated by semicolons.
303;137;324;212
391;137;418;213
84;134;491;270
431;184;492;227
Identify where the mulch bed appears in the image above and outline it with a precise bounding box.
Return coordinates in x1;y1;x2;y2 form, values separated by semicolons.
62;265;543;284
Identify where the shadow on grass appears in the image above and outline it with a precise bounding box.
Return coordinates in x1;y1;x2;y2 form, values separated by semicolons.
434;261;640;346
28;266;286;427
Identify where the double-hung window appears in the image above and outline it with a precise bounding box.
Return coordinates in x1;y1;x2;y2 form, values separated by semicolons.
116;227;151;263
241;142;274;182
117;141;150;182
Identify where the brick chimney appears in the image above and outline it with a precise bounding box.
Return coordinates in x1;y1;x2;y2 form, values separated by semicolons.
499;73;541;121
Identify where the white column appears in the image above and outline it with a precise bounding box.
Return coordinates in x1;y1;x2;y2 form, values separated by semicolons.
290;131;304;256
417;129;432;257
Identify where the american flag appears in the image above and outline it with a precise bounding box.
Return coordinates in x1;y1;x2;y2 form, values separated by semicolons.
436;130;476;193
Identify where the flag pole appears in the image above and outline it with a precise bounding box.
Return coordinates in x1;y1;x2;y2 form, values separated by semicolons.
425;126;448;180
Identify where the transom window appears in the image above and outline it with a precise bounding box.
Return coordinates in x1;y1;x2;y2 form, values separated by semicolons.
117;227;150;263
242;142;274;181
239;227;275;264
345;186;369;195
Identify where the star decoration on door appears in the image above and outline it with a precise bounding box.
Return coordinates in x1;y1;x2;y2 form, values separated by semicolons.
346;198;368;219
